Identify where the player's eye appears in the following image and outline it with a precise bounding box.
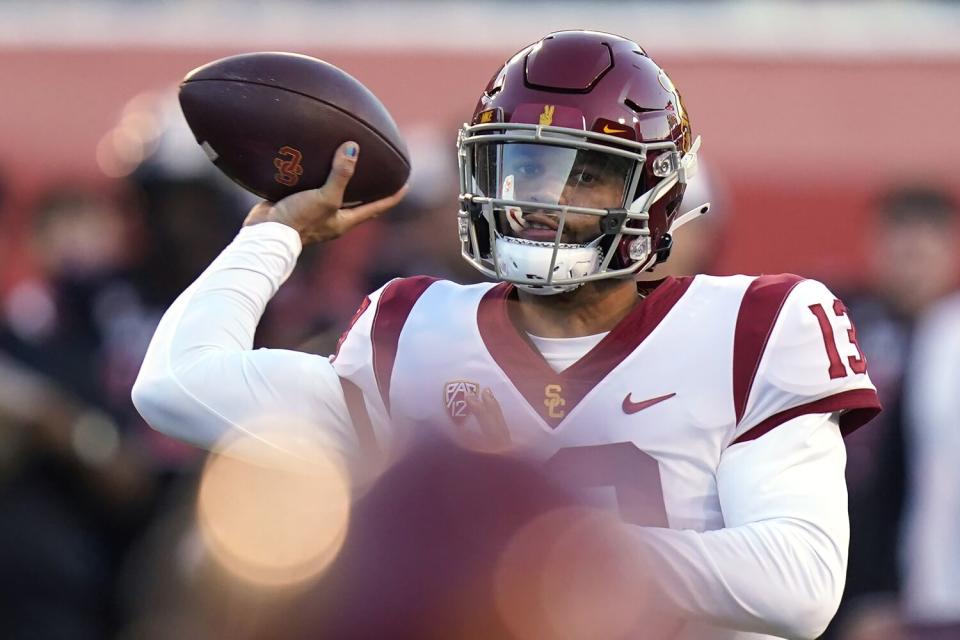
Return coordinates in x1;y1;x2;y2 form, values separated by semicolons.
570;167;599;185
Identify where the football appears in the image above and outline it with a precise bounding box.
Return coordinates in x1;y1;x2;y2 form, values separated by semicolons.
179;52;410;205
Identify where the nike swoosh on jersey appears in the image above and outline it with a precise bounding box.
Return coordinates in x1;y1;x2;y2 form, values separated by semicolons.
622;392;677;414
602;124;629;134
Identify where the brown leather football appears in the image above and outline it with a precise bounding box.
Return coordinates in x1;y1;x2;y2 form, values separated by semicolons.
179;52;409;205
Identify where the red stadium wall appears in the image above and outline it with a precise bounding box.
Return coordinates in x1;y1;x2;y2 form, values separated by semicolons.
1;46;958;289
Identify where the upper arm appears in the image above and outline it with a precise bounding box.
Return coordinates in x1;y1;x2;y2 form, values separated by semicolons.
713;412;849;637
132;222;375;460
635;412;851;638
733;277;881;445
133;345;356;456
721;412;848;543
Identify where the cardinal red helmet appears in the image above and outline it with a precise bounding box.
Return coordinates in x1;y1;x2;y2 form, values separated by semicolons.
457;30;704;294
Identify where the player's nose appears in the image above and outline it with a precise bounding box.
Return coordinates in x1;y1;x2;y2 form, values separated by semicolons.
524;174;567;203
557;178;585;207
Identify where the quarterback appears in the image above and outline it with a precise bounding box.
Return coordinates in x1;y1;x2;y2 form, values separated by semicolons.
133;32;880;639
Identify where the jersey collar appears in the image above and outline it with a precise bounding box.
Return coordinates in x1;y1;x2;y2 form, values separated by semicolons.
477;277;694;428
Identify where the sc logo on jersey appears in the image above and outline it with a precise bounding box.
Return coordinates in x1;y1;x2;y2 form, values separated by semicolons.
273;146;304;186
544;383;566;419
444;380;479;422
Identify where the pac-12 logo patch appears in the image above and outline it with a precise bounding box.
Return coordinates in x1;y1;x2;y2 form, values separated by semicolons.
444;380;479;422
273;145;304;186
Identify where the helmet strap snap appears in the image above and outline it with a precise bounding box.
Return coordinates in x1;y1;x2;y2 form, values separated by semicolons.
600;208;628;235
655;233;673;263
467;198;484;223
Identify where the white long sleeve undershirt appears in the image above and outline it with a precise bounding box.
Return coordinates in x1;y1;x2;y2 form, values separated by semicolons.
132;222;356;456
133;221;850;640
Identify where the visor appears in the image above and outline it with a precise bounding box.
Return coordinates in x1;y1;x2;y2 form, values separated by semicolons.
472;142;634;214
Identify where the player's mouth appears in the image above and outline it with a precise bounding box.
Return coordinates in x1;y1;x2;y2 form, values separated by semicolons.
519;212;564;242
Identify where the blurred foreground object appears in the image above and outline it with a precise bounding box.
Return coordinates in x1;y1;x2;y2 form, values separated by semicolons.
196;429;351;589
285;437;676;640
124;436;686;640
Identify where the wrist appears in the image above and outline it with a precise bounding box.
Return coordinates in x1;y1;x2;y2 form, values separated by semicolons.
243;203;316;245
237;220;304;254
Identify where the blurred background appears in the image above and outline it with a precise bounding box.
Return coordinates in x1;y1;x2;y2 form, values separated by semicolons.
0;1;958;639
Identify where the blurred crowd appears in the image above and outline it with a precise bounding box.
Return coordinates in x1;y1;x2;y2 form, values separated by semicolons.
0;98;485;639
0;98;958;639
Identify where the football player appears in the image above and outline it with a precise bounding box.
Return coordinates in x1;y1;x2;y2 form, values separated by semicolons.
133;31;880;639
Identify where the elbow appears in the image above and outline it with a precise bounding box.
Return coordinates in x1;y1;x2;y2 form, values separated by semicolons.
131;359;231;451
769;592;840;640
131;371;195;443
762;560;844;639
744;517;846;640
131;373;173;434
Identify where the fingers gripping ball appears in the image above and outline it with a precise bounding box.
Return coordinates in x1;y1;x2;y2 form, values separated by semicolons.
243;142;408;245
179;52;410;204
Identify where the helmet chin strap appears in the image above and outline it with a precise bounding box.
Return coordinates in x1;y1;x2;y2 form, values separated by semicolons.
665;136;709;234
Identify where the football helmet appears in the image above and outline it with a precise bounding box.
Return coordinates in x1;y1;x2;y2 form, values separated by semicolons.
457;31;707;294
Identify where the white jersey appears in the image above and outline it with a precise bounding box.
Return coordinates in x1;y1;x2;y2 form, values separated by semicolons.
133;222;881;639
332;273;879;535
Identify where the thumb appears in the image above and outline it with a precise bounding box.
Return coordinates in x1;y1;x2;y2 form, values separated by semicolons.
320;141;359;202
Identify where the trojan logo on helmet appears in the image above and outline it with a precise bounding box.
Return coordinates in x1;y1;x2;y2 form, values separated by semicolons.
457;30;707;295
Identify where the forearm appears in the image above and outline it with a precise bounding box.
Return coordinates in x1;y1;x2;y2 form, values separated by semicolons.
637;413;848;639
636;516;842;639
162;221;302;362
132;222;354;454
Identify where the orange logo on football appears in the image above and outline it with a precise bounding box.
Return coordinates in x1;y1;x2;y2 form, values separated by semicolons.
273;146;304;186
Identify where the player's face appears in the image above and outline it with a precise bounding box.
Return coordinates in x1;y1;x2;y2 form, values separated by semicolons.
488;143;633;244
